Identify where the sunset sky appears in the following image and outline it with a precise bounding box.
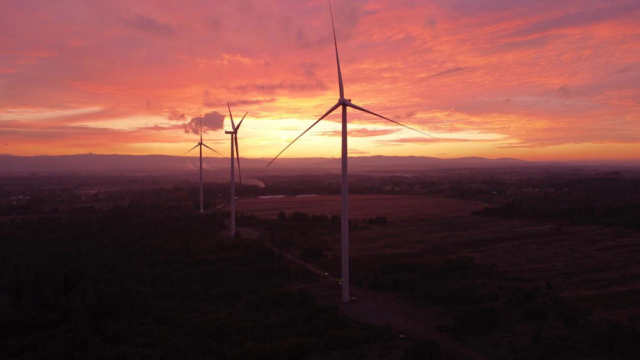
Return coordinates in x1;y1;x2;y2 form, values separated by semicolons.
1;0;639;160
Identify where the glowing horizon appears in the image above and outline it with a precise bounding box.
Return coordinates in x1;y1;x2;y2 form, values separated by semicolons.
1;0;639;161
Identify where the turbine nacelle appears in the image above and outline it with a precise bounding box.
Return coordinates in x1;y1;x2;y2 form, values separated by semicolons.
338;98;351;105
226;103;248;184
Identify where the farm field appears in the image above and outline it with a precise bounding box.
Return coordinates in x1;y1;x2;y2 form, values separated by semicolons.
350;215;640;321
235;194;486;221
237;194;640;323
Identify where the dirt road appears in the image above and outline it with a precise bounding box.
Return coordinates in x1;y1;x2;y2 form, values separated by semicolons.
274;247;489;360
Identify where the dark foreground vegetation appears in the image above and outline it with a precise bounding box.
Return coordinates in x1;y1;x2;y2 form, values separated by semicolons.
259;210;640;359
0;205;410;359
474;198;640;229
360;257;640;359
446;170;640;229
2;167;640;359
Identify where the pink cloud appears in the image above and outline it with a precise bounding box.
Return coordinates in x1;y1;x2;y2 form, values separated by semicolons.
0;0;639;158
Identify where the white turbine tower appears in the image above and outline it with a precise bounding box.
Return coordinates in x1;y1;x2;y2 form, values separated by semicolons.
267;0;438;303
225;103;248;237
181;112;223;213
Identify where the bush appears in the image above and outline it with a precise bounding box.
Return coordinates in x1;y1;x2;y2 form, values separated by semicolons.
231;337;319;360
367;216;388;225
504;286;538;306
244;289;292;312
396;274;421;292
522;305;548;322
402;340;441;360
289;288;317;308
270;337;319;360
274;236;295;249
289;212;310;222
245;245;276;265
591;322;640;357
453;306;498;336
324;328;369;351
301;247;324;259
305;311;350;337
414;281;485;306
379;263;421;276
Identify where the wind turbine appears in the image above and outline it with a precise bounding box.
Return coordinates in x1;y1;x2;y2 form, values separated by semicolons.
267;0;438;303
181;111;223;212
225;103;248;237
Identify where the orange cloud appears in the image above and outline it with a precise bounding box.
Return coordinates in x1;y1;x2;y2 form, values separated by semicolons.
0;0;639;160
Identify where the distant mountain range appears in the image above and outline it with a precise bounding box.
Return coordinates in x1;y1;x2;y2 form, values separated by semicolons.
0;154;638;174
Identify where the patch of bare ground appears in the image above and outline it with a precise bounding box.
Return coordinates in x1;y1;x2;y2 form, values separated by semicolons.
244;194;640;358
244;194;640;325
354;216;640;322
278;248;488;360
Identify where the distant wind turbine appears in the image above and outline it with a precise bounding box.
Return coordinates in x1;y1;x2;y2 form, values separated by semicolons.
225;103;248;237
181;111;223;212
267;0;438;303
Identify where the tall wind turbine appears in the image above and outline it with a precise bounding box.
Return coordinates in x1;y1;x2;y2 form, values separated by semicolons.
267;0;438;303
181;112;223;212
225;103;248;237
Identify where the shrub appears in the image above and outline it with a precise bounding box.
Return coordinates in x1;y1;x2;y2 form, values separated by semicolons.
245;245;276;265
244;289;292;312
396;274;421;292
274;235;295;249
522;305;548;322
289;212;310;222
306;312;350;337
288;288;317;308
402;340;441;360
367;216;388;225
504;286;538;306
414;281;486;306
301;247;324;259
379;263;421;276
591;322;640;357
270;337;319;360
324;328;369;351
453;306;498;336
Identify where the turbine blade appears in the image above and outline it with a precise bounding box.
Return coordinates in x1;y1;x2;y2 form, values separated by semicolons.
227;102;236;131
202;143;223;156
346;102;439;139
236;112;248;131
234;135;242;183
266;102;340;168
199;109;203;143
328;0;344;98
181;144;199;157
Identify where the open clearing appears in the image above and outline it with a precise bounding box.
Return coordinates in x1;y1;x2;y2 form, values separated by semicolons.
238;194;640;323
236;194;486;220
